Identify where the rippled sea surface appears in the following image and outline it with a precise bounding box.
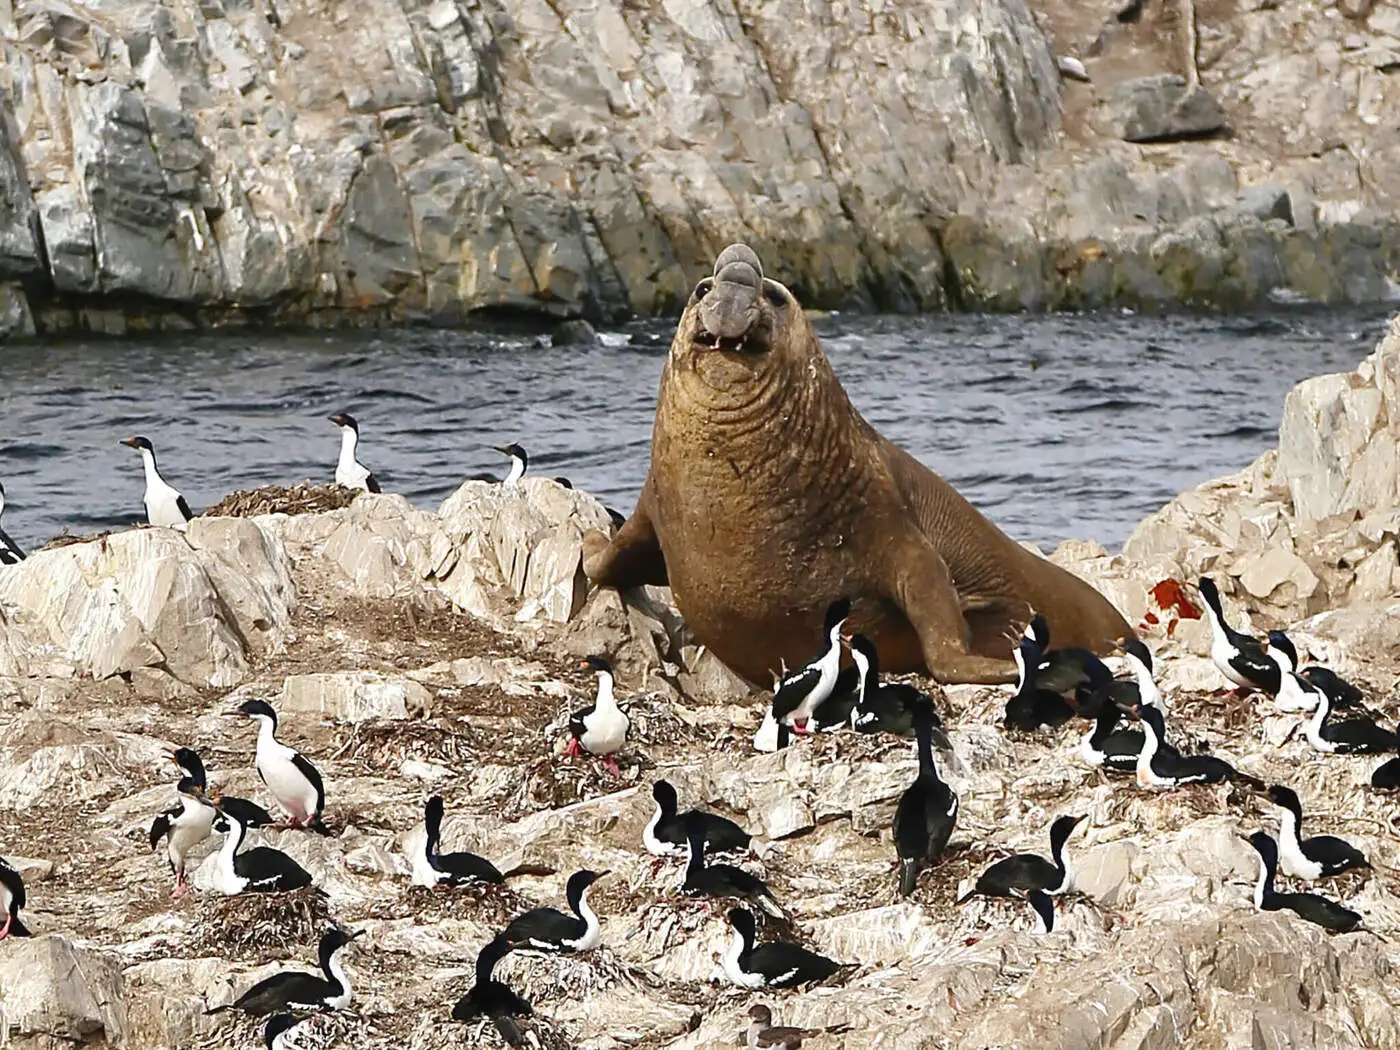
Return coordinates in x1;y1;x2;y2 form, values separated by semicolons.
0;308;1389;553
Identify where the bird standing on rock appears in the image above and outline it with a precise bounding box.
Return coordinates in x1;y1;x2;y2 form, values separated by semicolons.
892;701;958;897
565;656;631;776
328;412;381;494
0;856;31;939
149;772;216;899
207;927;361;1015
1197;576;1279;695
121;435;194;530
773;599;851;734
451;935;533;1046
227;699;327;831
169;747;275;829
0;482;27;564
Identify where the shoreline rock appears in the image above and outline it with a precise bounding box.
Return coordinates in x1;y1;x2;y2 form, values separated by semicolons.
0;314;1399;1045
5;1;1400;338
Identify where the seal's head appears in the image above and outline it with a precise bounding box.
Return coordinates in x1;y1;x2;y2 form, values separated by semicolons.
671;244;811;382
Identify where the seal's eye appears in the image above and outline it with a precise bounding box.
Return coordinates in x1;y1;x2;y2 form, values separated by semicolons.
762;282;786;308
694;278;714;301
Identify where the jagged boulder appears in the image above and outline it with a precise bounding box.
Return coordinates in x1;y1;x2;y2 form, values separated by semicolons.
1119;316;1400;634
0;518;294;689
0;934;128;1048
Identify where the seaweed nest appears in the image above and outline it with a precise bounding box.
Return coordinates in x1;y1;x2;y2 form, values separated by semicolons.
195;886;333;954
41;528;110;549
204;481;359;518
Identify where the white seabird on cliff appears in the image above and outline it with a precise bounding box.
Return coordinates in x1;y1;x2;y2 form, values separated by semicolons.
329;412;382;493
120;435;194;530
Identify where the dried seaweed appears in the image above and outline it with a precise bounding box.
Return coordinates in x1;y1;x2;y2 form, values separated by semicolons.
204;481;360;518
195;886;332;954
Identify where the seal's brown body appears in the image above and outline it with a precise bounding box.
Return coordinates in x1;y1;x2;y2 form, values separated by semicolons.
583;245;1134;685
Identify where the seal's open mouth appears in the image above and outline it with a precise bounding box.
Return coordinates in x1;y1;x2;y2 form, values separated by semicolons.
693;327;765;354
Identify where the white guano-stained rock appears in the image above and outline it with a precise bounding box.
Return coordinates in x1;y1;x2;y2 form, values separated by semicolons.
0;519;294;688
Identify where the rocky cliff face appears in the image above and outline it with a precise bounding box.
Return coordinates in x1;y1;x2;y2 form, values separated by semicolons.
1;0;1399;337
1;322;1399;1047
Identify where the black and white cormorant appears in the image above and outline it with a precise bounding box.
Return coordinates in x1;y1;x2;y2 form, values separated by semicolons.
502;869;606;953
957;814;1082;902
121;435;194;530
207;927;361;1015
264;1014;307;1050
565;656;631;776
0;856;31;939
1198;576;1279;694
848;634;948;743
721;908;843;990
745;1004;851;1048
773;599;851;734
228;699;327;830
679;814;783;917
892;701;958;897
170;747;275;828
754;666;860;751
149;774;216;898
1004;633;1075;732
1300;667;1397;755
1266;785;1368;880
1244;832;1363;933
1372;732;1400;790
451;935;532;1046
643;779;751;858
210;810;315;895
410;795;504;887
1019;614;1115;716
328;413;382;494
1296;665;1365;708
0;483;27;565
1135;705;1264;791
1078;700;1147;774
472;443;529;488
1102;636;1168;714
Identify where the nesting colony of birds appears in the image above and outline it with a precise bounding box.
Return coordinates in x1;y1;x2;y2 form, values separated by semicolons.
0;415;1398;1050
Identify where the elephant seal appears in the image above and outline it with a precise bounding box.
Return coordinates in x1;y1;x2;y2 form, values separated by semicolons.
582;244;1134;686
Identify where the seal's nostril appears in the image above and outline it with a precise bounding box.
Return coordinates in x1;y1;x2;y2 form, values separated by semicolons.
694;277;714;301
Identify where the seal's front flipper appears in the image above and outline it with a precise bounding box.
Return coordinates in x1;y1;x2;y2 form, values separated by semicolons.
888;538;1019;685
583;501;668;590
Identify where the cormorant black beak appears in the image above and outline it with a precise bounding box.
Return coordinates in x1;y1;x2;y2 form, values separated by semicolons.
347;928;366;940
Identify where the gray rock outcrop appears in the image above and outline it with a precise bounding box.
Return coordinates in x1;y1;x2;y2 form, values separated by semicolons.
4;0;1400;336
1107;74;1227;142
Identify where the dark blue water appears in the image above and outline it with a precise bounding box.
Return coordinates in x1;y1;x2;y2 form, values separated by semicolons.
0;308;1389;553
